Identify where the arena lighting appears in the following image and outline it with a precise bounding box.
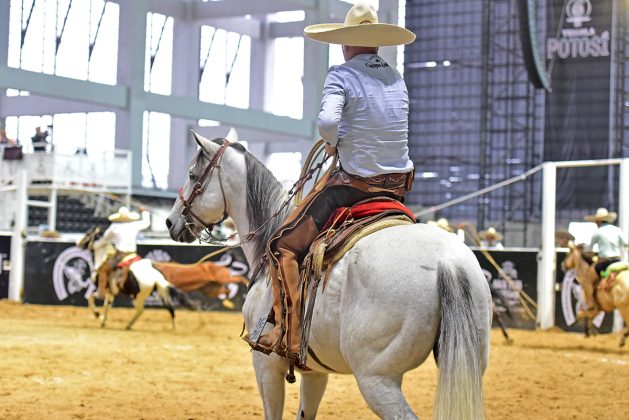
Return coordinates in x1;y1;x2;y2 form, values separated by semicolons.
420;171;438;178
406;60;455;69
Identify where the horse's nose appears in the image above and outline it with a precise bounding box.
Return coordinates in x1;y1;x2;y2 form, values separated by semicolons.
165;218;173;230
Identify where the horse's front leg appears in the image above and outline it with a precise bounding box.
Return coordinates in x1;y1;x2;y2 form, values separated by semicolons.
252;351;288;420
298;371;328;420
100;294;114;328
87;292;100;319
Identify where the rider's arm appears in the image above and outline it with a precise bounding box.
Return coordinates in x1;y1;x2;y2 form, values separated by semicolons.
136;210;151;231
318;69;345;148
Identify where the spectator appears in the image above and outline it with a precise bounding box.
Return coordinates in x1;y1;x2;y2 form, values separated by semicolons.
479;227;504;250
31;126;49;152
0;129;17;146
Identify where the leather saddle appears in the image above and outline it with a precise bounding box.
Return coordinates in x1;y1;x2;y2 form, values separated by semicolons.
297;197;416;365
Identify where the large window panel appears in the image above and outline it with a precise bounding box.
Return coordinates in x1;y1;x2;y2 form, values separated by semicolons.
199;25;251;109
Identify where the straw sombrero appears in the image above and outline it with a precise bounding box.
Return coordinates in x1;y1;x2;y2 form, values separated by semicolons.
478;227;503;241
108;206;140;223
303;2;416;47
584;207;617;223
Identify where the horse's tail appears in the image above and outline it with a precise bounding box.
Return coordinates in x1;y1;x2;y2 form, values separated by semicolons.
433;260;486;420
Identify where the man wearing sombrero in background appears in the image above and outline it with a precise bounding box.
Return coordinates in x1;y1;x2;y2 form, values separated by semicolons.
95;206;151;299
244;1;416;360
478;226;504;250
583;207;627;309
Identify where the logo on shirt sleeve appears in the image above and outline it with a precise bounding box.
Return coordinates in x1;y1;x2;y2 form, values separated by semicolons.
365;55;389;69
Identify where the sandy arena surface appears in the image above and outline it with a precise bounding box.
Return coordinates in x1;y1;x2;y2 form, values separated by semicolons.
1;300;628;419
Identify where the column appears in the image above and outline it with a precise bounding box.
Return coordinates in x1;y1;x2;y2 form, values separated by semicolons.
169;6;201;189
116;0;148;189
538;162;556;329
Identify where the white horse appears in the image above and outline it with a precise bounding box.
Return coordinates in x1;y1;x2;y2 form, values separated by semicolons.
78;227;179;329
166;133;492;420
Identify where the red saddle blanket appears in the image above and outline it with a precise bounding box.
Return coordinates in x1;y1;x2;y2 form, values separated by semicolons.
323;199;416;230
116;255;142;268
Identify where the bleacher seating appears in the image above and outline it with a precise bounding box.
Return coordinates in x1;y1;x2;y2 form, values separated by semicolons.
28;195;111;233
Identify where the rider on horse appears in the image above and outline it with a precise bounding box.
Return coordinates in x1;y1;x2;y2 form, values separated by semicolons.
583;207;626;310
244;1;416;361
94;206;150;299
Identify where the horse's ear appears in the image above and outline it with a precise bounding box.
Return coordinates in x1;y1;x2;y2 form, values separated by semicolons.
225;127;239;143
191;130;218;154
568;240;575;249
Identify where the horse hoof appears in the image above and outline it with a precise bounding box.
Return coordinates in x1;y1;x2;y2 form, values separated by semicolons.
505;338;514;345
93;312;100;319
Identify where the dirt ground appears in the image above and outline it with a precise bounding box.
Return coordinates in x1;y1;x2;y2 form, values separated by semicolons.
0;301;628;420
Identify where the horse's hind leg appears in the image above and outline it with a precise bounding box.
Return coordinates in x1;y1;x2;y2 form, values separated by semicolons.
126;293;149;330
354;373;417;419
618;307;629;347
156;283;176;329
298;371;328;420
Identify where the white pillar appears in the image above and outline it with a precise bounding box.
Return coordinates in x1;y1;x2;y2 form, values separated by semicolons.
47;187;57;232
0;0;9;66
8;170;28;302
615;158;629;331
538;162;556;329
116;0;148;189
169;11;200;189
303;4;331;138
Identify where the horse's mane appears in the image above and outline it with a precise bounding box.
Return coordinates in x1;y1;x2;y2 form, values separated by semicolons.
575;244;595;265
211;139;292;272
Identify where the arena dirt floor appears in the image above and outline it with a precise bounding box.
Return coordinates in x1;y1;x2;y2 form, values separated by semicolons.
1;300;628;420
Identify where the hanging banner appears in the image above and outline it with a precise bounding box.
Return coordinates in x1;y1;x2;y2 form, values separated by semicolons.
544;0;613;209
0;235;10;299
22;240;249;311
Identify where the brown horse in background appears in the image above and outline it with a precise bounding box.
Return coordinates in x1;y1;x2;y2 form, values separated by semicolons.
562;243;629;346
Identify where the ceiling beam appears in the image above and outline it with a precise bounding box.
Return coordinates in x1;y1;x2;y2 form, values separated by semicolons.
0;66;315;139
192;0;317;19
0;95;114;117
146;92;314;139
0;66;127;108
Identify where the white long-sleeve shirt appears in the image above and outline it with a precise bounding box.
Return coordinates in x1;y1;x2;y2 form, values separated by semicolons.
318;53;414;177
102;211;150;253
589;223;626;258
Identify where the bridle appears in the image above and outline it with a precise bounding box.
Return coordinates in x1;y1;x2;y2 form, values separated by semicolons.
178;139;232;243
177;137;334;247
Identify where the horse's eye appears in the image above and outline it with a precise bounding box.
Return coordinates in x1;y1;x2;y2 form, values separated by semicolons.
189;171;198;182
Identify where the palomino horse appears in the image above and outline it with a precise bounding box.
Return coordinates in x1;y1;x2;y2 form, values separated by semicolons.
166;133;492;420
562;242;629;346
77;227;178;329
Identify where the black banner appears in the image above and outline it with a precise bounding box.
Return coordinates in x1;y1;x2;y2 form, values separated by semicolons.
23;240;249;311
554;251;614;333
544;0;613;209
473;250;538;330
0;235;10;299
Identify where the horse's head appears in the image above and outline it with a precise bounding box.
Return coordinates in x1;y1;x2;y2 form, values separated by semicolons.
77;227;102;250
562;241;593;272
167;130;242;243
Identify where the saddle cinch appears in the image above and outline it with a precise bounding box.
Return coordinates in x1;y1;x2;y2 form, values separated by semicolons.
297;196;416;365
